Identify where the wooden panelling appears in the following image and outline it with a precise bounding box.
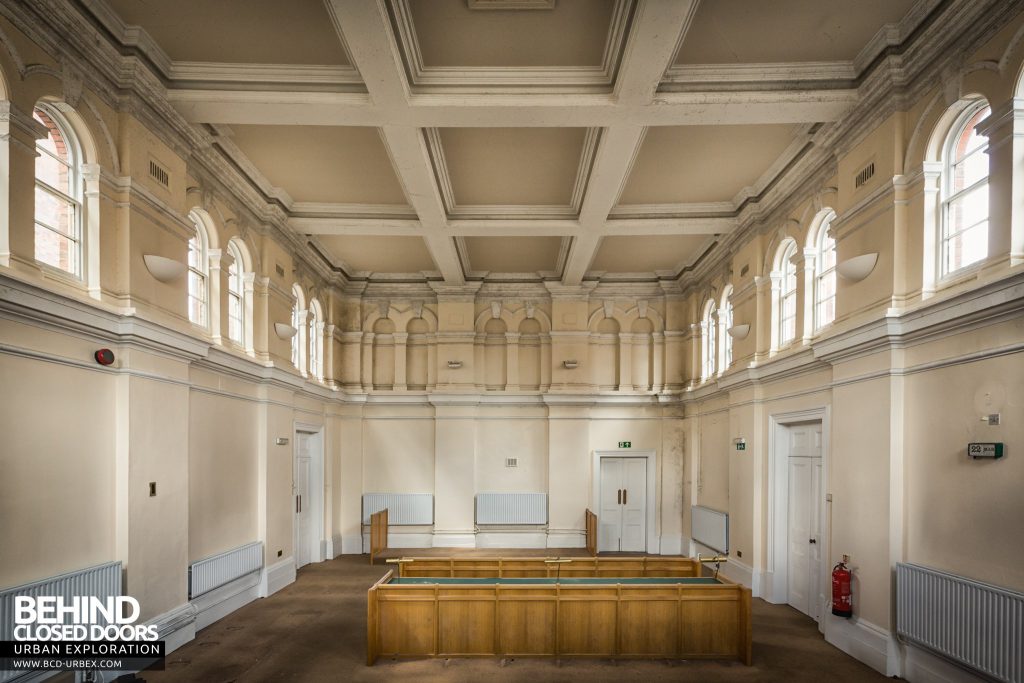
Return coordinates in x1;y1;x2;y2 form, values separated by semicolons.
367;570;752;665
586;509;597;556
398;556;699;578
369;508;388;564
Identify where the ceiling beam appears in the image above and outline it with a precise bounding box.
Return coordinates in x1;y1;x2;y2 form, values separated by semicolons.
562;0;701;285
324;1;465;283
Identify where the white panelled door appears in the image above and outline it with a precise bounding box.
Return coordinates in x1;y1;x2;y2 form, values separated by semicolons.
786;422;823;620
598;457;647;552
295;431;313;569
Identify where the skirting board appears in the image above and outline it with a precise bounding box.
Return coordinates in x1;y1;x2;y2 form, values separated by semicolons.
340;533;362;555
824;613;889;675
902;642;991;683
546;529;586;548
477;531;548;548
259;556;295;598
321;538;333;561
191;570;260;632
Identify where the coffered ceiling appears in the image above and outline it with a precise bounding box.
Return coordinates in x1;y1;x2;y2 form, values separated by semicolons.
85;0;936;284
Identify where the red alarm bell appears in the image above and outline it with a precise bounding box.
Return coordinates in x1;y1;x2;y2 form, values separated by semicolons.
95;348;115;366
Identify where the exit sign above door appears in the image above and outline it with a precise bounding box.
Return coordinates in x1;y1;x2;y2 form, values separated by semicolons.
618;441;631;448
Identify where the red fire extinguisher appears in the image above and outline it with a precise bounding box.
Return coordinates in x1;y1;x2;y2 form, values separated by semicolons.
831;558;853;618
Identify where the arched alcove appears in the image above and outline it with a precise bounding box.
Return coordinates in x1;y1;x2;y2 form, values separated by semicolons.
594;316;620;390
483;317;507;390
630;317;654;390
406;317;429;391
518;317;542;391
372;318;396;389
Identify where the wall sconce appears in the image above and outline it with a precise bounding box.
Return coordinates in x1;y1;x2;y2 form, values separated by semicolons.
726;324;750;340
274;323;297;339
563;360;579;369
447;360;463;369
143;254;186;283
836;253;878;282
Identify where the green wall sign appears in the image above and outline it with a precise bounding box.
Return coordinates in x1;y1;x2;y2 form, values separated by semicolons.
618;441;631;448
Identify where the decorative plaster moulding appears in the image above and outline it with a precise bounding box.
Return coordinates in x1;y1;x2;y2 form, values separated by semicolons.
836;253;878;282
274;323;297;339
727;324;750;340
143;254;186;283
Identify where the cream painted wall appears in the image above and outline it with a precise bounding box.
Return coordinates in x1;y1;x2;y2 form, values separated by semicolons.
188;391;259;563
0;352;115;588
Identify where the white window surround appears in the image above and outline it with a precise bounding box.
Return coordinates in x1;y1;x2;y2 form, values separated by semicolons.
771;240;798;352
227;241;245;346
308;298;324;382
718;286;733;375
700;299;717;382
33;104;84;281
939;100;990;280
813;212;837;331
187;223;209;329
291;284;307;377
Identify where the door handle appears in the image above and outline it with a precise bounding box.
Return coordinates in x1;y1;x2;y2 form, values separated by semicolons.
297;495;301;514
623;489;627;505
617;489;621;504
809;538;816;544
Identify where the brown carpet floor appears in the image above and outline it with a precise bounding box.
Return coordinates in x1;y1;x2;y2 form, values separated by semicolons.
140;555;887;683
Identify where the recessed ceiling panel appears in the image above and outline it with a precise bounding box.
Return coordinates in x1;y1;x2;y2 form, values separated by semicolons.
439;128;586;206
229;126;408;205
674;0;917;64
590;235;709;273
619;125;796;205
105;0;350;65
317;236;437;273
465;236;562;272
407;0;614;67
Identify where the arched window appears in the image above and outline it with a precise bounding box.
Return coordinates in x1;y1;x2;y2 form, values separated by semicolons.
187;219;210;328
291;284;306;374
308;299;324;382
814;212;837;330
701;300;717;382
941;100;990;276
719;286;733;373
226;241;245;345
776;241;798;348
33;104;83;277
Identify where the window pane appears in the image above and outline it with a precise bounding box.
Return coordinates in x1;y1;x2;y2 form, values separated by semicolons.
953;106;989;162
944;221;987;273
952;149;987;193
34;224;78;274
34;187;75;237
36;150;72;195
188;238;202;268
947;184;988;238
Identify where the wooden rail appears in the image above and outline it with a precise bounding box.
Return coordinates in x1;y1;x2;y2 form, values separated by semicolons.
585;508;597;556
369;508;388;564
394;556;701;578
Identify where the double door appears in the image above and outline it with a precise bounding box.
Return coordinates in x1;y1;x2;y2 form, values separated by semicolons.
598;457;646;552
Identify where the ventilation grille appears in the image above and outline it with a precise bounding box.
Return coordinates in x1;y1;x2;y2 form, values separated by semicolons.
506;458;518;468
148;159;170;188
855;161;875;188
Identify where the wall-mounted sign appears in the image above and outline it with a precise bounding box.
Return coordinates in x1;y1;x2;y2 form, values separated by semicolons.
618;441;631;449
736;442;746;451
968;443;1004;459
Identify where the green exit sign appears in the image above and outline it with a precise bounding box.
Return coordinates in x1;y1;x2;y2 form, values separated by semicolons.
736;442;746;451
618;441;631;448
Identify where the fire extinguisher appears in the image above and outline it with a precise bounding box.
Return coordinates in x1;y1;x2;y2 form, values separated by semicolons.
831;557;853;618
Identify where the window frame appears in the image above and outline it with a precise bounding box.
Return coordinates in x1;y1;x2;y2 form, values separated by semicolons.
308;298;324;382
719;286;733;374
226;241;245;346
814;213;837;331
33;104;84;279
701;299;717;382
776;241;798;349
939;100;990;280
291;284;306;375
187;222;210;329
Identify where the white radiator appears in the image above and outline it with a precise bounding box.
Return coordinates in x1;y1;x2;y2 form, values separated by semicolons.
0;561;121;683
362;493;433;525
897;562;1023;683
691;505;729;554
188;541;263;598
476;492;548;525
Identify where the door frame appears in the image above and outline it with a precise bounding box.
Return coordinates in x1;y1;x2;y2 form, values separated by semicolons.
767;407;830;628
592;449;658;554
293;421;325;568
